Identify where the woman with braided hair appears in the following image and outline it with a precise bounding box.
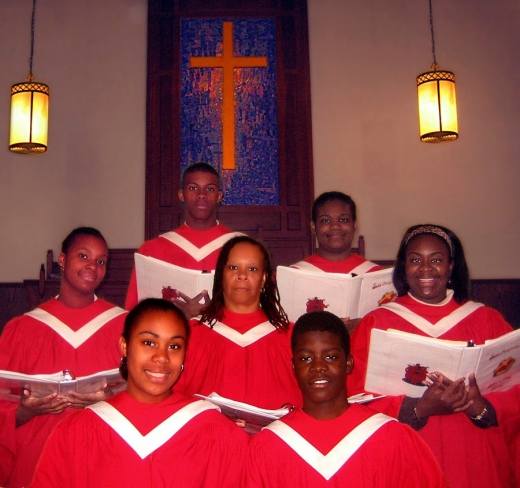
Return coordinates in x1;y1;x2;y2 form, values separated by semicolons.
174;235;302;410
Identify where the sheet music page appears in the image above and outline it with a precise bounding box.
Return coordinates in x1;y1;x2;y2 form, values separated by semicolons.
135;253;215;302
195;392;291;434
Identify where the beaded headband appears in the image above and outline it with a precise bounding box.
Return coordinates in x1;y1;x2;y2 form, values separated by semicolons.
404;225;454;257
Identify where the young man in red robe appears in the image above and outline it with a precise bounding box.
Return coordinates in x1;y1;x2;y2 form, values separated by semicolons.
125;163;243;317
245;310;448;487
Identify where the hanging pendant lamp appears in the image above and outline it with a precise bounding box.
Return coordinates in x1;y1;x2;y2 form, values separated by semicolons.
417;0;457;143
9;0;49;154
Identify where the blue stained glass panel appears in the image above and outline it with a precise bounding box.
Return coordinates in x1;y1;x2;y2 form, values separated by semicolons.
181;18;279;205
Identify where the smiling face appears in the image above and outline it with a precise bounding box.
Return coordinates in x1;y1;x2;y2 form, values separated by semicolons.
120;309;187;404
292;330;353;420
311;200;357;261
57;234;108;298
405;234;454;304
178;170;222;229
222;242;266;313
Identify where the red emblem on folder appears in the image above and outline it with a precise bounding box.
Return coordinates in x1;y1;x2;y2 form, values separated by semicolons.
162;286;180;301
403;363;428;386
306;297;329;312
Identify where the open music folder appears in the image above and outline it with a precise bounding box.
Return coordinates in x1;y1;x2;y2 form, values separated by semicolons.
134;253;215;302
0;368;125;402
276;266;397;323
364;328;520;397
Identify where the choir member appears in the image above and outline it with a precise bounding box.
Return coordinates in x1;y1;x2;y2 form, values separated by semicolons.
245;310;448;487
174;235;302;410
0;227;127;488
350;224;518;487
125;162;243;317
30;298;248;487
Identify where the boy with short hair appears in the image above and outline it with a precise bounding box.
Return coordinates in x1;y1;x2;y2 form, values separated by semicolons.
125;163;243;316
245;310;448;487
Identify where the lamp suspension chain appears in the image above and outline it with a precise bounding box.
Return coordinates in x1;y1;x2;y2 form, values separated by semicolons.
428;0;437;69
29;0;36;79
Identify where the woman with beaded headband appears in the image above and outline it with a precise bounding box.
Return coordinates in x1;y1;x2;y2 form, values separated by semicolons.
349;224;518;488
173;235;302;412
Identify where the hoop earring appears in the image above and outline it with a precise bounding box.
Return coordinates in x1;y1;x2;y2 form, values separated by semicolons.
120;356;127;367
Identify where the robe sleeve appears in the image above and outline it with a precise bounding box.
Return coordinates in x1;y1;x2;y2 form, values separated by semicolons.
0;317;25;484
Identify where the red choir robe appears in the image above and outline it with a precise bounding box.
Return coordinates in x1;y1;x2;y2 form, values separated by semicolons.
292;254;382;274
0;298;126;488
485;385;520;485
349;291;517;488
174;308;302;410
125;223;242;310
30;391;248;487
245;404;448;487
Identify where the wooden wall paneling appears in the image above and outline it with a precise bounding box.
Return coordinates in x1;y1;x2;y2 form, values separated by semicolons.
0;283;27;335
471;279;520;329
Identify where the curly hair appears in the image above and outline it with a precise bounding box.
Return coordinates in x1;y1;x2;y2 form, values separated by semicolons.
291;310;350;356
199;235;289;330
393;224;471;303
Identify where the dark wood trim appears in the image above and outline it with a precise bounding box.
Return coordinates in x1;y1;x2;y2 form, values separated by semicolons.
0;283;27;335
2;277;518;333
471;279;520;329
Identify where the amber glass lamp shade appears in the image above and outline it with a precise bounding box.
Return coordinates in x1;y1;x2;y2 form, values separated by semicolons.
417;67;458;143
9;79;49;154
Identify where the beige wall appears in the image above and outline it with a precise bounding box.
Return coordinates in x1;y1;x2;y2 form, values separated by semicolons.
308;0;520;278
0;0;519;281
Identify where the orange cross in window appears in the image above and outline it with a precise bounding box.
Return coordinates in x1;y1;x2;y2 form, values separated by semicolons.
190;21;268;170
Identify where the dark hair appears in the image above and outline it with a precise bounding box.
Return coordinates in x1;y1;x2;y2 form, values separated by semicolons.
311;192;357;223
292;311;350;356
393;224;471;303
61;227;107;254
199;235;289;330
119;298;190;380
181;162;220;188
